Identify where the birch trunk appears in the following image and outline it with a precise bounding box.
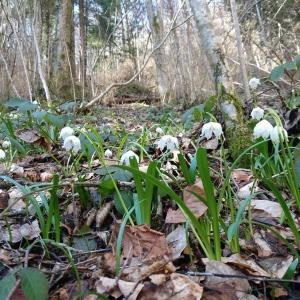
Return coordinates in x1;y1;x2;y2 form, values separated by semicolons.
146;0;172;102
230;0;251;100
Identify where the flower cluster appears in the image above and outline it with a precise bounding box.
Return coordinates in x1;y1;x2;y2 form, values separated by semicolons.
253;120;288;144
0;140;11;160
59;126;81;154
249;77;260;90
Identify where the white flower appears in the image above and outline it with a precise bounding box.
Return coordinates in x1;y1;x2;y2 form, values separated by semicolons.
201;122;223;140
104;149;113;158
249;77;260;90
120;150;139;166
253;120;273;139
251;107;264;121
0;149;6;159
59;126;74;140
2;141;11;148
32;100;38;105
270;126;288;144
156;127;164;135
157;135;179;151
63;135;81;154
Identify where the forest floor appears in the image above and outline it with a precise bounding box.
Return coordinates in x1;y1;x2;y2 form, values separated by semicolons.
0;99;300;300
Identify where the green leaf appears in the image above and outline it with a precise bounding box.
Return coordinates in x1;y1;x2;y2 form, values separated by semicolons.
295;55;300;70
271;65;285;81
294;143;300;187
19;268;48;300
0;272;16;299
283;258;298;280
178;153;194;184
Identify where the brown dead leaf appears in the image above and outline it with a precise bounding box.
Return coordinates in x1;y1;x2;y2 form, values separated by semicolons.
8;188;25;212
221;253;270;277
253;232;273;257
15;128;42;143
250;200;290;225
231;169;253;187
202;138;219;150
111;224;171;262
166;225;187;259
96;277;144;300
237;181;259;199
0;220;41;243
258;255;294;278
40;171;53;182
166;179;207;223
202;259;250;299
139;273;203;300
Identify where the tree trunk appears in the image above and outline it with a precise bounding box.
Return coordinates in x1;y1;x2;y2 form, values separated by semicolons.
54;0;76;100
79;0;87;100
230;0;251;100
188;0;229;92
146;0;172;102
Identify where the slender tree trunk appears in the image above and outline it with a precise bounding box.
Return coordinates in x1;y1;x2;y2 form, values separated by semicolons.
230;0;251;99
54;0;76;99
79;0;87;100
188;0;230;92
146;0;172;102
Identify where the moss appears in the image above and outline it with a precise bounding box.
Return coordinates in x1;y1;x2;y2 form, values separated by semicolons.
222;93;253;167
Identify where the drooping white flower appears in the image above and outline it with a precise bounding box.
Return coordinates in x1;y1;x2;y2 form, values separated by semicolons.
0;149;6;159
104;149;113;158
270;126;288;144
120;150;139;166
253;120;273;139
156;127;164;135
251;107;264;121
249;77;260;90
201;122;223;140
32;100;38;105
157;135;179;151
63;135;81;154
2;141;11;148
59;126;74;140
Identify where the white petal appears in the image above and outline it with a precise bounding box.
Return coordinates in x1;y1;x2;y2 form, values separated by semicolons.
253;120;273;139
120;150;139;166
59;126;74;140
251;107;264;120
0;149;6;159
270;126;288;144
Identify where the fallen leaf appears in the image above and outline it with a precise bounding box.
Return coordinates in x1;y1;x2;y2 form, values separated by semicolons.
237;181;259;199
202;138;219;150
166;179;207;223
258;255;294;278
15;128;42;143
139;273;203;300
96;277;144;300
0;189;9;209
231;169;253;188
166;225;187;259
111;224;171;262
8;188;25;212
251;200;283;224
202;259;250;299
253;232;273;257
0;220;41;243
221;253;270;277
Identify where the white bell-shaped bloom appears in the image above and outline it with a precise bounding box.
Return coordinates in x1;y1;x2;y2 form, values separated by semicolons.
0;149;6;159
157;135;179;151
156;127;164;135
2;141;11;149
253;120;273;139
104;149;113;158
59;126;74;140
201;122;223;140
249;77;260;90
120;150;139;166
251;107;264;121
63;135;81;154
270;126;288;144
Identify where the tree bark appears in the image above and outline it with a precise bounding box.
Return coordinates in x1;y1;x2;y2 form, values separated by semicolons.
146;0;172;102
230;0;251;99
79;0;87;100
54;0;76;99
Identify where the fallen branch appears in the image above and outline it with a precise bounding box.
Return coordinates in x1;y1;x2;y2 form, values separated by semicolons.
85;1;190;109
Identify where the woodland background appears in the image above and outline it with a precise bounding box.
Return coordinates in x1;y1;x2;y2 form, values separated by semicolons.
0;0;299;108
